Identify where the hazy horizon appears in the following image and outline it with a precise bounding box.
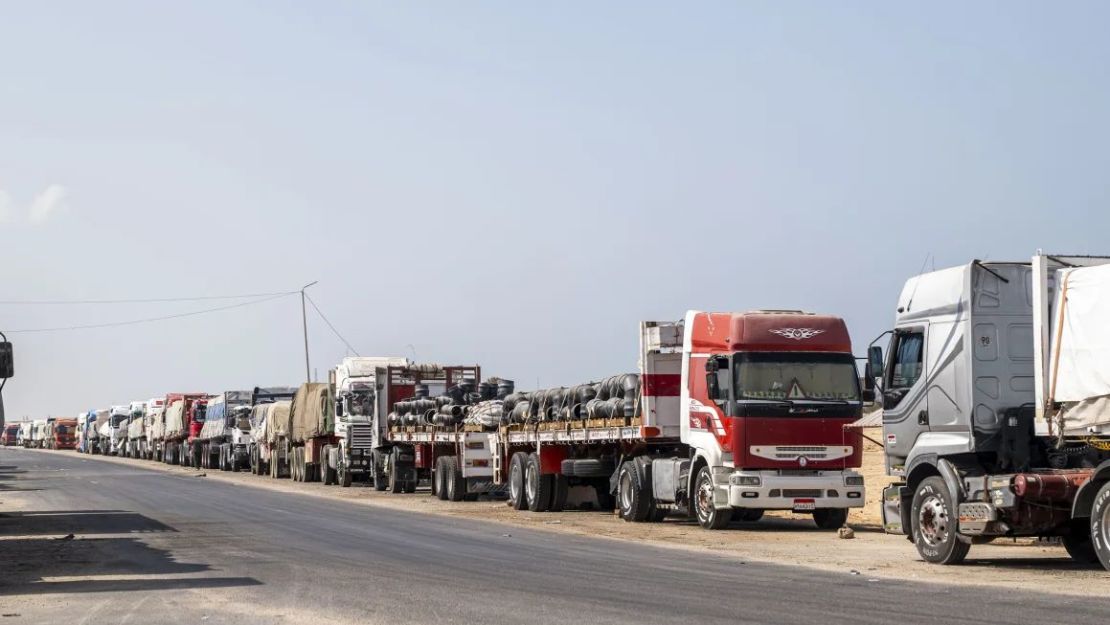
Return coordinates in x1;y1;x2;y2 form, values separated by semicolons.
3;2;1110;419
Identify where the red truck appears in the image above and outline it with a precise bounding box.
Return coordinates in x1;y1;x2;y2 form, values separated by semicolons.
383;311;870;529
48;417;78;450
151;393;208;465
1;424;18;446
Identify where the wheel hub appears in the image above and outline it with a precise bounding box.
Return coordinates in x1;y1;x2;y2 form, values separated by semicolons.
696;475;714;521
918;494;950;546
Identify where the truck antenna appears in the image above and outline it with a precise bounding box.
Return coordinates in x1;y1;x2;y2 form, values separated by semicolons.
905;253;932;313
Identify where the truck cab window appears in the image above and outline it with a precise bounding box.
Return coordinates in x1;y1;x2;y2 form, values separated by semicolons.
884;331;923;409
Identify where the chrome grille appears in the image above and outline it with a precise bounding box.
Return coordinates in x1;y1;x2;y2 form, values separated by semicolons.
349;424;375;450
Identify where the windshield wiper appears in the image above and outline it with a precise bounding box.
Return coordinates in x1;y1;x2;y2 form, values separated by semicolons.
737;398;796;406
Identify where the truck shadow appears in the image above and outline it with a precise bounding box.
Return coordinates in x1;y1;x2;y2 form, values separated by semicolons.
0;510;261;595
0;510;177;536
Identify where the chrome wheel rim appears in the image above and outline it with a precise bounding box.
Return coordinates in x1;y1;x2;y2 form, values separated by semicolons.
619;469;633;513
695;473;714;522
525;463;537;503
918;494;950;547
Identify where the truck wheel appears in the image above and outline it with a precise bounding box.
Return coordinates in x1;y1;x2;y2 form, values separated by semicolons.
445;456;466;502
813;508;848;530
618;461;652;522
911;476;970;564
339;460;352;487
371;451;387;491
433;457;448;500
322;455;334;485
192;444;202;468
694;465;732;530
1062;520;1099;565
551;475;569;512
508;452;528;510
388;451;403;494
1090;481;1110;571
525;453;553;512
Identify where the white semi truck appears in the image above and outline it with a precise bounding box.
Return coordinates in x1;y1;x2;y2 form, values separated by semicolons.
323;357;410;486
872;253;1110;569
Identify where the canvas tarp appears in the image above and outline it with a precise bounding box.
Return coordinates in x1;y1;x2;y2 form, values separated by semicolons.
164;400;187;439
127;416;145;439
265;400;293;444
147;407;165;441
1050;264;1110;433
290;383;332;443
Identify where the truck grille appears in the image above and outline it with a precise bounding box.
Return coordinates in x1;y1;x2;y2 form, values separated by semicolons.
782;489;822;498
349;424;374;450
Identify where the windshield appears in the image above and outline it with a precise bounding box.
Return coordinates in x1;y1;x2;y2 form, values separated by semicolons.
347;391;374;417
111;415;128;427
734;352;861;402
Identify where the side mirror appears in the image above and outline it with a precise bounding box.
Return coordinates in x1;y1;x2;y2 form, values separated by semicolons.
0;342;13;379
335;399;344;418
861;388;876;403
867;346;884;380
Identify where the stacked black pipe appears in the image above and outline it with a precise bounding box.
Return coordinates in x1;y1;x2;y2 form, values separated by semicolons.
504;373;640;425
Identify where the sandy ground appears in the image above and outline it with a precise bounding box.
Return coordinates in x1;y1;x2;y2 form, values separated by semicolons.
11;433;1110;598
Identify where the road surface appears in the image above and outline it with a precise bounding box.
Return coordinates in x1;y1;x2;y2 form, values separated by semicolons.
0;447;1106;625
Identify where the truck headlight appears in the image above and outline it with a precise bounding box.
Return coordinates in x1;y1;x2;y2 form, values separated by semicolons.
730;475;761;486
844;475;864;486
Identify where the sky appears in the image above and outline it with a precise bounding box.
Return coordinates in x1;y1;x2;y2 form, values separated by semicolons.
2;2;1110;420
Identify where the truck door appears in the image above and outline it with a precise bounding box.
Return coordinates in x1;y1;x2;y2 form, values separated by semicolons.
882;326;929;465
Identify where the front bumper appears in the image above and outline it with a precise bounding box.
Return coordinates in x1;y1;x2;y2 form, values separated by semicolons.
726;469;865;510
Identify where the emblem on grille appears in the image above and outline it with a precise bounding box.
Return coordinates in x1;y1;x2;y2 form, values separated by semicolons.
769;328;825;340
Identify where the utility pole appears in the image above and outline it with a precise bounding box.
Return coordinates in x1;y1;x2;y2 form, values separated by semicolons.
301;281;318;384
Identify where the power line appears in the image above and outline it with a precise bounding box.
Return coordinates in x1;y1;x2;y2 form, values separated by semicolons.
0;290;299;305
5;292;295;334
304;293;360;356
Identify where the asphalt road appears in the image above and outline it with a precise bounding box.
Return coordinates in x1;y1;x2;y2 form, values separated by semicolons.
0;448;1106;625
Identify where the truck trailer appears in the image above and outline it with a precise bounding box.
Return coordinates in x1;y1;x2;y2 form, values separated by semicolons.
873;254;1110;569
1;423;18;446
383;311;869;529
251;400;291;477
268;383;332;482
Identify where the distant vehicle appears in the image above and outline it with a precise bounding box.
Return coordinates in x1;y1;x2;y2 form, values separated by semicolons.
874;253;1110;570
47;417;77;450
141;397;166;460
123;401;148;459
17;422;33;447
150;393;207;465
251;400;291;476
1;424;19;446
31;419;50;448
193;388;295;472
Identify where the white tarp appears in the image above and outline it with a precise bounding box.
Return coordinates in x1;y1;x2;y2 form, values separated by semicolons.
1050;264;1110;432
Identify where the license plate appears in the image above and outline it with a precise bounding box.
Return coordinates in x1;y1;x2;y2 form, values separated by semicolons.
792;499;816;512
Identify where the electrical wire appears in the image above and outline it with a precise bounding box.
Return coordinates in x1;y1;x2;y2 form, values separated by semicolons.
0;291;299;305
4;292;295;334
304;293;360;356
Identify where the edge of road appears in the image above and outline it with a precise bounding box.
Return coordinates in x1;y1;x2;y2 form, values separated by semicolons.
11;447;1109;598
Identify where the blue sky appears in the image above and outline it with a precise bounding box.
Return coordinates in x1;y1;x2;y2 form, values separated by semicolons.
2;2;1109;418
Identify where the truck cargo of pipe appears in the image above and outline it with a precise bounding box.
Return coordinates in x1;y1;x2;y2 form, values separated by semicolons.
388;377;514;430
502;374;640;425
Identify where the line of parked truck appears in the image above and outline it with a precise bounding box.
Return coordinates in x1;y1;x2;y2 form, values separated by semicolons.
2;417;77;449
15;252;1110;571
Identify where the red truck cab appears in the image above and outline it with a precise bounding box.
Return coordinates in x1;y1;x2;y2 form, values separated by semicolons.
682;310;868;528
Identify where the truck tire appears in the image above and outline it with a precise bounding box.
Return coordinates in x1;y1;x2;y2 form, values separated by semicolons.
339;460;351;487
371;451;387;491
508;452;528;510
1089;481;1110;571
388;450;403;494
433;456;448;500
617;460;652;522
525;453;553;512
594;483;616;511
445;456;466;502
322;453;334;485
561;458;614;478
911;476;970;565
693;465;732;530
1062;520;1099;565
551;475;569;512
813;508;848;530
192;444;202;468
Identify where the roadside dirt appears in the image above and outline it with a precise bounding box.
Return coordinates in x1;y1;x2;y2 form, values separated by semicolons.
22;434;1110;597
